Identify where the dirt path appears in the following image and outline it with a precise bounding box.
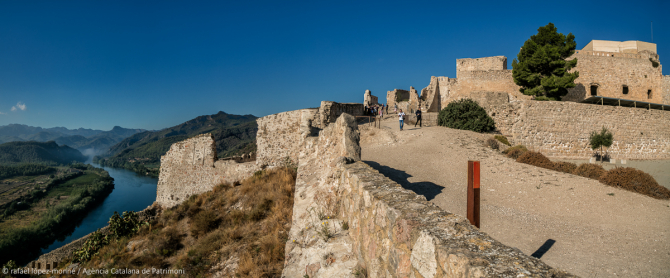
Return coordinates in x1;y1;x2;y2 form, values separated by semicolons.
359;119;670;277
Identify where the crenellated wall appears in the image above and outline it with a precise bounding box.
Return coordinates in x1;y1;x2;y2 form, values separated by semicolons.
487;101;670;159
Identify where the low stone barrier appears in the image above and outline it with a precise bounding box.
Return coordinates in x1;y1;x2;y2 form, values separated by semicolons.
338;162;574;277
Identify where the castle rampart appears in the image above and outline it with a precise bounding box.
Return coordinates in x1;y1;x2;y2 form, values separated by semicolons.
488;101;670;159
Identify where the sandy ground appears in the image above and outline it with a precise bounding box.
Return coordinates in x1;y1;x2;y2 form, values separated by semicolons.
359;118;670;278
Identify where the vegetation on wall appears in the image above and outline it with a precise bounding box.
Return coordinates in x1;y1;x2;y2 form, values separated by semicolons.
512;23;579;101
438;98;495;133
649;58;659;68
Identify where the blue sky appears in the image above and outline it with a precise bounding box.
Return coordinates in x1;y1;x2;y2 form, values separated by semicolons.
0;0;667;130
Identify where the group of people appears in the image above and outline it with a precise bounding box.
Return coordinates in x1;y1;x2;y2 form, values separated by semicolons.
397;107;421;131
364;104;387;117
364;103;422;131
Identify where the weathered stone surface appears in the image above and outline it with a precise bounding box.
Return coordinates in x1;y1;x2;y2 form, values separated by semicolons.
365;90;379;107
488;101;670;159
156;134;259;208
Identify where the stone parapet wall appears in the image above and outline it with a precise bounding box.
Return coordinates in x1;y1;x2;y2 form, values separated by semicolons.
157;134;259;208
488;101;670;159
337;162;574;278
663;76;670;105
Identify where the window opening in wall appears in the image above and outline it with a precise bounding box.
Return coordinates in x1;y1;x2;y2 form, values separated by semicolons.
590;85;598;96
622;85;628;95
648;90;652;99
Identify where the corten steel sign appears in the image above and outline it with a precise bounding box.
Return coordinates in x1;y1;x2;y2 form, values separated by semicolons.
467;160;481;228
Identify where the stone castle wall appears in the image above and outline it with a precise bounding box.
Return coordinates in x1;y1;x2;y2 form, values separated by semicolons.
256;110;306;167
387;89;411;110
280;112;573;277
456;56;507;72
156;134;259;208
563;53;665;104
664;76;670;105
315;101;364;128
488;101;670;159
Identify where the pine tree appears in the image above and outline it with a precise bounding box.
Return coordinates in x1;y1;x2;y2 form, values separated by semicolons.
512;23;579;100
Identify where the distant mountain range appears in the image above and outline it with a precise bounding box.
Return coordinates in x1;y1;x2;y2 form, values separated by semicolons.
0;141;87;165
0;124;146;157
96;111;257;176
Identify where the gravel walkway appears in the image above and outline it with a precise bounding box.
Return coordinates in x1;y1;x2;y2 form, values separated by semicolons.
359;119;670;277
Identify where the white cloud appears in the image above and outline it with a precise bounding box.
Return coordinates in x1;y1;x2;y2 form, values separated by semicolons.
11;102;26;112
0;111;5;115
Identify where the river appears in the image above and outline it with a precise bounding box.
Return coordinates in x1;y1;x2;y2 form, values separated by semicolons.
39;164;157;254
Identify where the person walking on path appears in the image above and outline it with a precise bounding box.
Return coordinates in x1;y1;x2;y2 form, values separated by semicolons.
385;104;388;114
415;109;422;127
398;109;406;131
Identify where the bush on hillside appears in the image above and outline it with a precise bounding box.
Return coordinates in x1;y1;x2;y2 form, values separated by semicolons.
572;163;606;180
599;167;670;200
503;145;528;159
437;99;495;133
485;138;500;150
553;161;577;174
516;151;554;170
494;135;511;146
190;210;219;238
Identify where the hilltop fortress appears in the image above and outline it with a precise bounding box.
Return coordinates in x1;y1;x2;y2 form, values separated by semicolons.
382;40;670;160
32;40;668;277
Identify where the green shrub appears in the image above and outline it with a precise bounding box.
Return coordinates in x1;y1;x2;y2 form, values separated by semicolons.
650;58;659;68
503;145;528;159
599;167;670;199
109;211;141;238
494;135;511;146
437;99;495;133
72;229;110;263
516;151;555;170
572;163;607;180
553;161;577;174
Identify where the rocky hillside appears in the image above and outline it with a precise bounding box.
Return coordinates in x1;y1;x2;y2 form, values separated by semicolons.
0;141;86;165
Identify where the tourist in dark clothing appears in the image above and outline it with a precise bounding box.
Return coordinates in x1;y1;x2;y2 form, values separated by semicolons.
415;109;422;127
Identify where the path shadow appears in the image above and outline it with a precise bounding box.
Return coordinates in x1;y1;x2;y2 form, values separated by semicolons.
364;160;444;201
530;239;556;259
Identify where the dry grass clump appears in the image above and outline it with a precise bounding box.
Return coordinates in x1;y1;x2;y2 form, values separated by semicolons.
74;167;297;278
599;167;670;200
572;163;607;180
553;161;577;174
494;135;511;146
485;138;499;150
503;145;528;159
516;151;554;170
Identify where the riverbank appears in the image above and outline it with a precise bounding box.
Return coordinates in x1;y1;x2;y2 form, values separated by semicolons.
0;165;114;266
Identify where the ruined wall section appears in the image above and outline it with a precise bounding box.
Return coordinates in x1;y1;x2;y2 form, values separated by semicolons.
664;75;670;105
387;89;410;110
488;101;670;159
315;101;364;128
364;90;379;107
256;110;305;167
563;53;665;104
420;76;442;112
456;56;507;72
156;134;260;208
